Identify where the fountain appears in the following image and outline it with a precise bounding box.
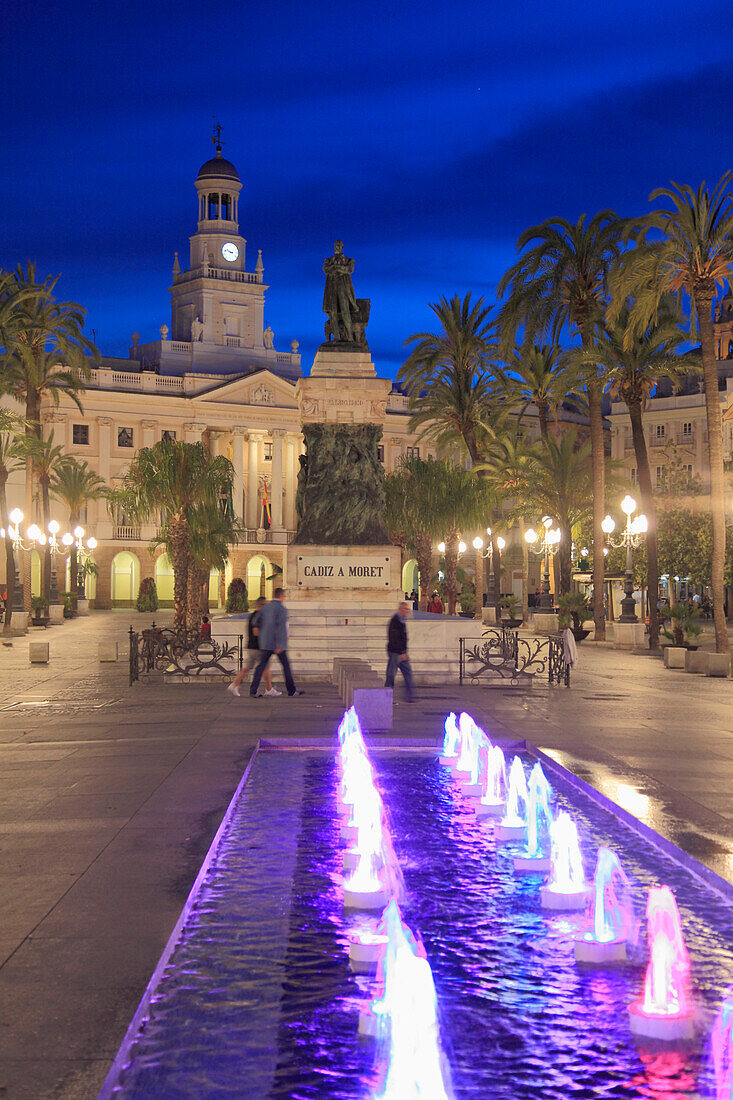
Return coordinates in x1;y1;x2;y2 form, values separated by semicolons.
540;811;591;910
438;712;460;766
513;762;554;873
475;744;507;819
495;756;529;841
453;712;479;779
629;885;695;1041
709;986;733;1099
575;847;636;964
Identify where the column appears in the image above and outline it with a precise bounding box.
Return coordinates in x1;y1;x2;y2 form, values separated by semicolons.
184;421;206;444
271;429;285;530
141;420;157;449
232;427;245;523
246;431;263;529
97;418;113;539
285;434;297;530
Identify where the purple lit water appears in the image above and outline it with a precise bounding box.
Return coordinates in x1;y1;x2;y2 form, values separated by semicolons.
105;748;733;1099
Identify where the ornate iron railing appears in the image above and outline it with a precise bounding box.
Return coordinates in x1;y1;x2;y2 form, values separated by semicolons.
129;623;243;685
459;625;570;687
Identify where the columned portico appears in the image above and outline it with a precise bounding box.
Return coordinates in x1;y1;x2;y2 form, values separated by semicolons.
246;431;264;529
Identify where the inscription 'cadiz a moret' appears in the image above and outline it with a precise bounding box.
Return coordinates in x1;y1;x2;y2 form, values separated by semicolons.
296;553;392;588
303;564;384;578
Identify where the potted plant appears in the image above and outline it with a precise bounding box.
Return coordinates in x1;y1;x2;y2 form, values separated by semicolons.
500;594;523;628
136;576;159;613
31;596;49;627
458;587;476;617
660;602;702;649
61;591;74;618
557;592;592;642
225;577;249;613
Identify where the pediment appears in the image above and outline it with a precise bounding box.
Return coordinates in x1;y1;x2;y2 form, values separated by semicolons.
198;369;298;409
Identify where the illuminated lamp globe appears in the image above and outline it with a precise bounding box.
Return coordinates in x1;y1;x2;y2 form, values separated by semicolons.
601;515;616;535
73;525;85;539
525;527;537;544
486;526;492;536
27;524;41;541
87;537;98;550
9;508;23;526
621;494;636;516
38;534;47;546
603;547;609;557
631;514;647;536
473;536;483;550
438;542;446;554
48;519;60;535
458;541;467;554
542;515;553;529
62;532;74;547
496;535;506;551
0;528;4;538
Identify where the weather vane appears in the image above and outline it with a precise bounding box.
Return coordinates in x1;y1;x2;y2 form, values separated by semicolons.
212;116;223;152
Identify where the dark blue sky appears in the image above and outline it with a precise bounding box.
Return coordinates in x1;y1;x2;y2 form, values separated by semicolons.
3;0;733;377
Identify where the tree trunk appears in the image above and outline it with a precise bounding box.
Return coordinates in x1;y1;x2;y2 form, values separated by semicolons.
587;377;607;640
558;526;572;594
445;527;459;615
0;475;15;633
69;509;79;610
415;533;432;612
696;290;730;654
519;516;529;624
187;562;209;631
40;475;51;603
538;400;550;441
167;513;191;631
628;398;659;649
23;388;41;615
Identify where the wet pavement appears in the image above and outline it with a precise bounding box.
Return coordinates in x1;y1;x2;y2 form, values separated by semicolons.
0;611;731;1098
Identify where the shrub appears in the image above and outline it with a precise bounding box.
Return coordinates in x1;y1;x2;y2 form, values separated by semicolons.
31;595;49;612
226;577;249;613
500;594;521;620
136;576;159;613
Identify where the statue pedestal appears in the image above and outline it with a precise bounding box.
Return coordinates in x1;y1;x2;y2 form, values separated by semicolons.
296;348;391;426
286;544;402;605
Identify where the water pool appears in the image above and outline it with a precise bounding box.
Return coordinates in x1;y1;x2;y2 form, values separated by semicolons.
100;740;733;1099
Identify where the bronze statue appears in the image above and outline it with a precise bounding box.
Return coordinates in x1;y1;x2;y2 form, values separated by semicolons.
322;241;369;346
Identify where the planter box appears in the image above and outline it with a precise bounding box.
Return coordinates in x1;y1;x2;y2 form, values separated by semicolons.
533;612;559;636
707;653;731;678
48;603;65;624
663;646;686;669
614;622;646;650
685;649;709;674
29;641;49;663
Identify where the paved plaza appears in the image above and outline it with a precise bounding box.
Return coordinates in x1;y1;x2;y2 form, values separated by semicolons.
0;611;731;1098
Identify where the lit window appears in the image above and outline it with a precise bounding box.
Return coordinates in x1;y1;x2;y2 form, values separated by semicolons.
72;424;89;445
682;422;692;437
655;424;665;439
118;427;134;448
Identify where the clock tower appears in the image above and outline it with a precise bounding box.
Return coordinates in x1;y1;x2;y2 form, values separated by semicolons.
169;128;267;351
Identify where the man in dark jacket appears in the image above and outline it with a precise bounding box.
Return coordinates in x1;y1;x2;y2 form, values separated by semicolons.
249;587;304;698
385;601;414;701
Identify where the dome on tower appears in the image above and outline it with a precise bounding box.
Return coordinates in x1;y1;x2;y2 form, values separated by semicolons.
196;150;240;182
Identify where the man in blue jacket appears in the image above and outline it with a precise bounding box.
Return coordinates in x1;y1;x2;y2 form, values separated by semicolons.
385;600;414;701
249;587;304;698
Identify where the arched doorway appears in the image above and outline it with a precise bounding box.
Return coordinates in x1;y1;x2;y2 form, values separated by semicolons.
402;558;419;597
155;552;175;605
111;551;140;605
246;554;273;605
208;567;221;607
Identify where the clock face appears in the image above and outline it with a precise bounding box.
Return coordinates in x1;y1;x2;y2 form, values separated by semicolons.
222;242;239;262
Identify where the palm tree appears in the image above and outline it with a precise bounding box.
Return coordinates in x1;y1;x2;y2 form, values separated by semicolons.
578;303;692;648
0;411;24;632
50;458;108;605
116;439;234;629
385;456;449;611
17;433;70;601
503;342;582;441
185;501;243;631
497;211;626;639
610;175;733;653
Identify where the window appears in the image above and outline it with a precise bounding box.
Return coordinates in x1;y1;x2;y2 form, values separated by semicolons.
161;430;176;442
377;445;384;462
682;422;693;438
656;466;664;483
655;424;665;439
72;424;89;445
118;427;133;448
629;468;637;483
406;446;420;459
263;442;273;461
683;464;693;475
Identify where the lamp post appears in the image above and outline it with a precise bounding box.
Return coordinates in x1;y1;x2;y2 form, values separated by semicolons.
525;516;561;611
473;529;506;617
602;495;647;623
3;508;27;615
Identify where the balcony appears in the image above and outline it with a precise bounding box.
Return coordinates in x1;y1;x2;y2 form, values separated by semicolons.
113;525;142;541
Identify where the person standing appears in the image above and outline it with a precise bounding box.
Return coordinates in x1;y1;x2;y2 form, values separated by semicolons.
249;587;304;698
227;597;279;698
427;591;443;614
385;601;415;702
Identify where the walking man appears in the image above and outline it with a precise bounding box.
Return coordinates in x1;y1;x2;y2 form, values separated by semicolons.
249;587;304;698
227;597;279;697
385;601;415;702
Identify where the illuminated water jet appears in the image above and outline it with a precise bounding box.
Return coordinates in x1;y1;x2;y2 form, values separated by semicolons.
709;986;733;1099
575;847;635;964
475;744;507;819
495;756;529;841
629;885;695;1041
438;712;460;766
540;811;591;910
514;762;553;873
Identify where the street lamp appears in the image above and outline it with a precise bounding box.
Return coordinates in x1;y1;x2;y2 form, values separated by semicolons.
473;528;506;611
1;508;29;613
525;516;561;611
602;495;647;623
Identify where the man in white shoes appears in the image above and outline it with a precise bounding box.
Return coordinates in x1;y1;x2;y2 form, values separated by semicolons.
249;587;304;698
227;597;282;697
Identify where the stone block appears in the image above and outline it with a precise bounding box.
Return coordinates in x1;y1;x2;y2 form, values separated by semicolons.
353;687;393;732
345;676;381;708
533;613;559;636
663;646;686;669
48;603;65;624
76;599;90;616
29;641;49;664
9;611;28;635
685;649;709;674
482;606;497;625
707;653;731;678
333;656;365;687
98;641;119;662
613;622;647;650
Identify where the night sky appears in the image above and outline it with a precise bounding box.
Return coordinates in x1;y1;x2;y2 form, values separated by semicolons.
3;0;733;378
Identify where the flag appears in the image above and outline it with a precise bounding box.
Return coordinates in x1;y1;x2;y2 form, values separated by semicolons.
262;482;271;526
